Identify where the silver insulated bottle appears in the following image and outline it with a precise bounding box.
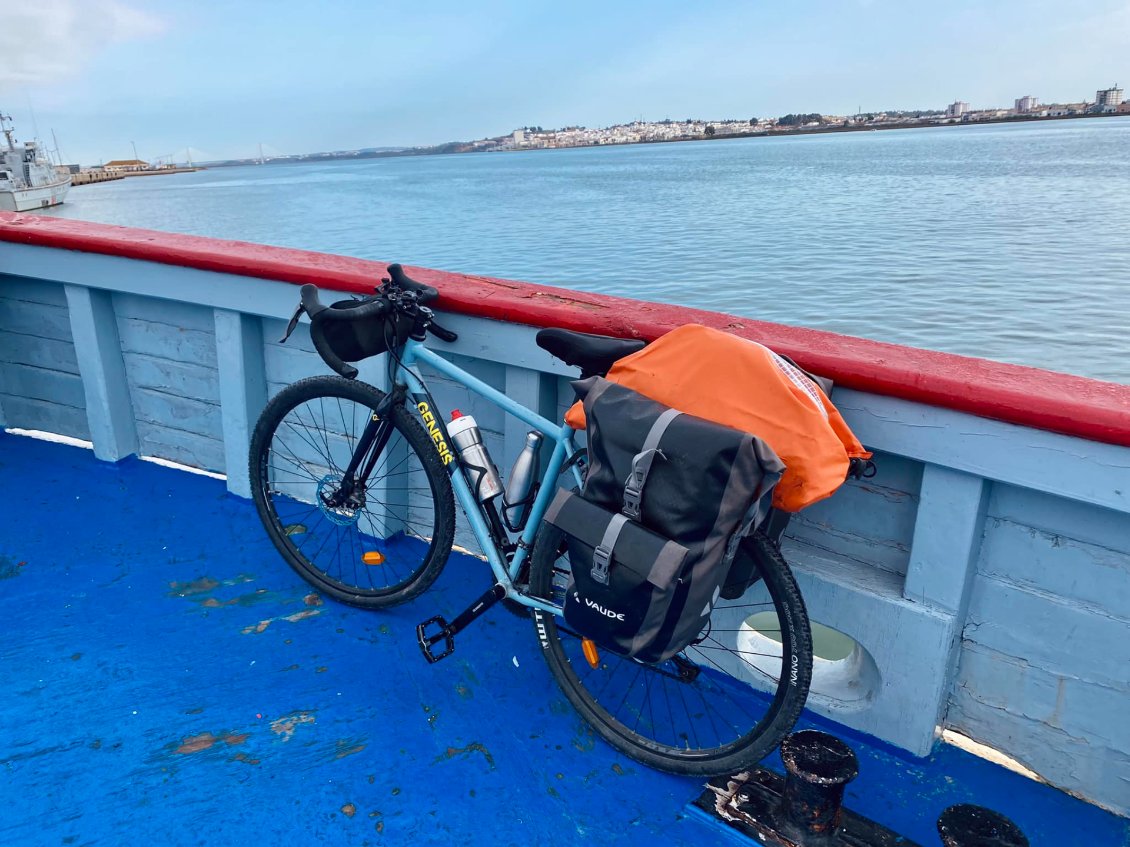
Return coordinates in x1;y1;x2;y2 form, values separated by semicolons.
447;410;504;502
503;431;543;530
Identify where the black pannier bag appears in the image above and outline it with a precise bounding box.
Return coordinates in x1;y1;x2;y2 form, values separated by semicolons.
546;377;784;664
322;298;413;363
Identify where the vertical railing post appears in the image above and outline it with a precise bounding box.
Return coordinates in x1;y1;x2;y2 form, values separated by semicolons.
64;284;138;461
214;309;267;497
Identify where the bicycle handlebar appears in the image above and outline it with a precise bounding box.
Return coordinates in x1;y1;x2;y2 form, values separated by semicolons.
296;264;450;379
386;263;439;303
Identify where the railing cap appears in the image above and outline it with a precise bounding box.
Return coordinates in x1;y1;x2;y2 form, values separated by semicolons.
2;211;1128;447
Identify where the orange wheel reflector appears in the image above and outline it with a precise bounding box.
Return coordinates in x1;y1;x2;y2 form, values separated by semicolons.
362;551;386;566
582;638;600;669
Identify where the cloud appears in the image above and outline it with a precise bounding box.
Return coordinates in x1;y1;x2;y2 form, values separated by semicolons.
0;1;165;87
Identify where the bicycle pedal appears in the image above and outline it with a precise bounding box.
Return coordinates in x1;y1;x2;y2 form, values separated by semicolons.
416;615;455;664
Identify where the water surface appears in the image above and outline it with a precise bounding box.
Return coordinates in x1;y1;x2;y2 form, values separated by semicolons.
45;118;1130;383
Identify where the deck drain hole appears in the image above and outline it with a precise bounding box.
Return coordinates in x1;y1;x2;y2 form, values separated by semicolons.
738;613;880;712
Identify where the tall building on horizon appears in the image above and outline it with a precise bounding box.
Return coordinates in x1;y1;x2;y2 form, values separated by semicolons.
1014;95;1039;113
1095;85;1123;109
946;100;970;118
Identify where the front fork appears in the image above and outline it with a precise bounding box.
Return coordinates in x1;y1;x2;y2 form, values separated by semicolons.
324;384;404;509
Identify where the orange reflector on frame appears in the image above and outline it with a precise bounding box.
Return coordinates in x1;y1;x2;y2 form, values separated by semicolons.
362;551;386;565
582;638;600;669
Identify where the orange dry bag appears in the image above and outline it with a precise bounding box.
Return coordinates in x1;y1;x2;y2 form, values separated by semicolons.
564;324;871;512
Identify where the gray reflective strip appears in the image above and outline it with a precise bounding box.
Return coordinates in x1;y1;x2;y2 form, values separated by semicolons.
623;408;681;517
598;512;629;552
591;512;629;584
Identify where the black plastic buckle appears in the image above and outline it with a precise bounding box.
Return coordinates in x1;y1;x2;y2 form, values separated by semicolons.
416;616;455;663
622;484;642;520
591;544;612;585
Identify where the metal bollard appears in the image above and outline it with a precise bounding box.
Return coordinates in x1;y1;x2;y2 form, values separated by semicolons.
937;804;1029;847
779;729;860;838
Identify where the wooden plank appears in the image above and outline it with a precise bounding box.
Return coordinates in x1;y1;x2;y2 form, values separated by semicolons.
0;331;79;372
964;574;1129;689
114;291;217;331
0;273;68;306
134;420;226;473
116;316;218;369
0;297;74;342
989;484;1130;554
123;354;221;405
977;516;1130;624
214;310;267;497
64;285;138;461
835;389;1130;514
0;395;90;440
0;362;86;408
948;643;1130;817
130;388;223;441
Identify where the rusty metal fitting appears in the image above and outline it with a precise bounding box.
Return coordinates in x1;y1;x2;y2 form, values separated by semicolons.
937;804;1029;847
779;729;860;838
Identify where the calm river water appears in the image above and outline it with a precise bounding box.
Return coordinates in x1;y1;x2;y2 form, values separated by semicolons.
43;118;1130;383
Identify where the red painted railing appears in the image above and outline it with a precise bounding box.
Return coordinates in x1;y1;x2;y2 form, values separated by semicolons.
3;211;1129;447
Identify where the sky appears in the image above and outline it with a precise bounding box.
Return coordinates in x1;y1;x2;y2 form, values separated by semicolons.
1;0;1127;165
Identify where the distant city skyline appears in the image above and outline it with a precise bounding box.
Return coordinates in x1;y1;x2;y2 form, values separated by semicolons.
1;0;1127;164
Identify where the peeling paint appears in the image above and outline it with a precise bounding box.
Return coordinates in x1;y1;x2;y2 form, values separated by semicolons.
175;731;248;754
270;710;316;740
334;739;366;759
435;742;495;770
241;608;321;634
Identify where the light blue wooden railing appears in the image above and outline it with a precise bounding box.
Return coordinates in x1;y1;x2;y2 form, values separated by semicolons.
1;234;1127;817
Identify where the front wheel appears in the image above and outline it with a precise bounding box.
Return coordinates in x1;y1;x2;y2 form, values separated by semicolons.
249;376;455;608
529;526;812;776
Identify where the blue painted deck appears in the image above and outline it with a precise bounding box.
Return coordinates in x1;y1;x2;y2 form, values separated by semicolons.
1;432;1126;846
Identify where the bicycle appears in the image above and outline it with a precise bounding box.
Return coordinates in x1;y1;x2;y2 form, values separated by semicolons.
249;264;813;776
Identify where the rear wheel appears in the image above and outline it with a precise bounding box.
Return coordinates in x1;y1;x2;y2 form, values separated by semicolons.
529;526;812;776
250;376;454;608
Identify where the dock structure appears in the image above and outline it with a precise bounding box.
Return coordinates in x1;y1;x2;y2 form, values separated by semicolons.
0;212;1128;840
68;170;124;186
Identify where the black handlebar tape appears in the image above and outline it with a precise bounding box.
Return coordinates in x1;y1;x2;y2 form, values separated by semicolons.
387;263;439;304
308;319;358;380
300;284;326;318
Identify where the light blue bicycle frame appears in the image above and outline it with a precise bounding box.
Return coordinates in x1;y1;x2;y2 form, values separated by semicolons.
395;337;584;616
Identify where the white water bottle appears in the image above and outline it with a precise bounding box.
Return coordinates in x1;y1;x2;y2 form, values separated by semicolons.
504;431;543;530
447;410;503;502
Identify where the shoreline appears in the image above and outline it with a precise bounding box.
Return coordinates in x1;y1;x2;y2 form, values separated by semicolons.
500;111;1129;153
206;111;1128;168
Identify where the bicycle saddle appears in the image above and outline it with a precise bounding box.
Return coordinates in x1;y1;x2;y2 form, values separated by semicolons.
536;328;646;378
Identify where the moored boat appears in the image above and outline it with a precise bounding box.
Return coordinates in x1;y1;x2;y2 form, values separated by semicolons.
0;113;71;212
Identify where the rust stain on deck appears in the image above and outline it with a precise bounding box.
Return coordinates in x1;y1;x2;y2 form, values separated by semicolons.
232;752;260;765
175;731;249;754
435;742;495;770
303;594;323;606
168;576;219;597
270;710;316;740
341;803;356;818
334;739;366;759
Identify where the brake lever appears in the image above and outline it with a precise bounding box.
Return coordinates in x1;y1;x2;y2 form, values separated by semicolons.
279;303;306;343
428;319;458;343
